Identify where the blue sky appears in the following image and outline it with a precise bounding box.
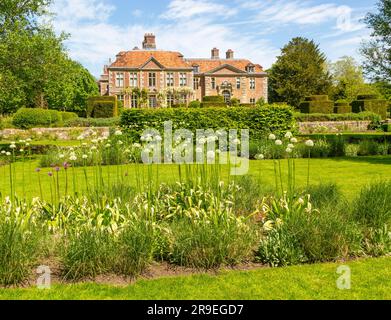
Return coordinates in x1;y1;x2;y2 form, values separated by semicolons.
49;0;378;77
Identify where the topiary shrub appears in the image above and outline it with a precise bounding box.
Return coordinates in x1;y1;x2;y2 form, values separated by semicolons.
299;95;334;114
87;96;118;118
334;100;351;113
60;111;78;122
12;108;62;129
357;94;379;100
188;100;201;108
202;95;224;103
351;95;389;119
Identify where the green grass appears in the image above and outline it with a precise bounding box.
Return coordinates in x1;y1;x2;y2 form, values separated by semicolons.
1;156;390;201
0;257;390;299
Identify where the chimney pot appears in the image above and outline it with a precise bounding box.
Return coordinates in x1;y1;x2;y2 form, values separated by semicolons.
226;49;234;59
211;47;219;59
142;33;156;50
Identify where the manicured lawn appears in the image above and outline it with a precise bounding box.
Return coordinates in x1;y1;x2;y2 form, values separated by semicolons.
0;156;390;200
0;257;390;300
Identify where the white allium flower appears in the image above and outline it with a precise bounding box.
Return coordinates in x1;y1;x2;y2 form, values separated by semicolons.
1;150;5;154
82;154;88;159
305;140;314;147
19;149;24;152
286;147;292;153
207;150;215;159
232;138;241;145
287;144;294;149
114;130;123;136
26;138;32;142
9;144;16;149
59;154;65;159
255;154;265;160
275;139;283;146
284;131;293;139
6;152;11;156
117;140;123;145
90;146;97;151
70;155;77;161
77;135;84;140
268;134;276;140
290;138;298;143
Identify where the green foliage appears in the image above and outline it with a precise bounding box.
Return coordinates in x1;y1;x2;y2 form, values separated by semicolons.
188;100;201;108
334;100;351;113
230;98;240;107
268;37;332;107
360;0;391;81
87;96;118;118
202;96;224;103
351;98;389;119
59;111;78;122
120;105;296;141
12;108;62;129
294;111;379;122
299;95;334;113
64;117;120;128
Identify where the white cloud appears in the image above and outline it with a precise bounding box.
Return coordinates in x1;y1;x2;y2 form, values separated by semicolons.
161;0;237;20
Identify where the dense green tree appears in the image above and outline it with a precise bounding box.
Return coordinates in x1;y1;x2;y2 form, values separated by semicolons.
328;56;379;102
268;37;332;108
360;0;391;81
0;0;98;115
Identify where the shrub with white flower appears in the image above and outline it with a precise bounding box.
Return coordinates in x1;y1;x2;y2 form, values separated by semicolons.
305;140;314;147
284;131;293;139
290;137;298;143
275;140;283;146
268;134;276;140
114;130;123;136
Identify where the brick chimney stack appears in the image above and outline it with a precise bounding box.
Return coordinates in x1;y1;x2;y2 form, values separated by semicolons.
142;33;156;50
226;49;234;59
211;47;219;59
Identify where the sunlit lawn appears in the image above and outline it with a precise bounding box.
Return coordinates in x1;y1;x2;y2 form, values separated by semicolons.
0;257;390;300
0;156;390;201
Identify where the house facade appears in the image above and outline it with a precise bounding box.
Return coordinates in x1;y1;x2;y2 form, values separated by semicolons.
99;34;268;108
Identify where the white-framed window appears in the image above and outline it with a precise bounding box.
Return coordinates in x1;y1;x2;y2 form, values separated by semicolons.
179;94;187;104
236;77;241;89
149;95;157;108
149;72;156;87
129;73;138;87
117;94;124;102
115;72;124;87
167;94;174;107
131;94;138;108
193;77;199;90
250;98;256;104
211;77;216;89
250;78;256;90
180;73;187;86
166;72;174;87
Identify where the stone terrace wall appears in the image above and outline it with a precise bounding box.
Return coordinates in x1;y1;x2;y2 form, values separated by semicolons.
0;127;110;140
298;121;371;134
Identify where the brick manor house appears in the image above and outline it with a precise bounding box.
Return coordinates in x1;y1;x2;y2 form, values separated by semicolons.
98;34;268;108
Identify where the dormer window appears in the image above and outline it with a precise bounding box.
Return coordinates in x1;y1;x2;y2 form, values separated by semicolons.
246;65;255;73
193;65;200;73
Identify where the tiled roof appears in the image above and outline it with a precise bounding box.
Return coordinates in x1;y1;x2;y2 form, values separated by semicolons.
109;50;191;69
186;59;263;73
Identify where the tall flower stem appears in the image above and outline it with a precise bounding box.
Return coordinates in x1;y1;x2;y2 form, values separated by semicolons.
307;149;311;189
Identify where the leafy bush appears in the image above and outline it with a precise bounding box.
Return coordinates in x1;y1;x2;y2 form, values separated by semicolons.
12;108;62;129
120;105;295;141
60;111;78;122
329;134;346;157
188;100;201;108
357;139;381;156
87;96;118;118
202;96;224;103
64;117;120;128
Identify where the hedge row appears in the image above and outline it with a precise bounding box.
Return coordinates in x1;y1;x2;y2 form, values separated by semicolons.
87;96;118;118
120;105;295;140
11;108;78;129
294;112;381;123
64;117;120;128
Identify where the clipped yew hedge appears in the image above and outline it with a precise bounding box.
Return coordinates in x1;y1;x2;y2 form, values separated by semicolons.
87;96;118;118
351;95;389;119
120;105;295;140
299;95;334;114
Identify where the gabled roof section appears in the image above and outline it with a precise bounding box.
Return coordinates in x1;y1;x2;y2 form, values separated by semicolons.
186;59;263;74
109;50;191;69
205;64;247;75
140;56;165;70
